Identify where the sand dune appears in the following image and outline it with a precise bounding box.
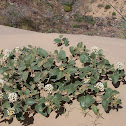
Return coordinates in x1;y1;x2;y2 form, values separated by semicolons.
0;25;126;126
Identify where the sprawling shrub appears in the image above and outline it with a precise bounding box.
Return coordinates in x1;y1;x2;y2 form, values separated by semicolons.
0;36;125;123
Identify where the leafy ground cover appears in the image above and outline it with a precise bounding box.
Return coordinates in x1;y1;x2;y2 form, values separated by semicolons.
0;36;125;124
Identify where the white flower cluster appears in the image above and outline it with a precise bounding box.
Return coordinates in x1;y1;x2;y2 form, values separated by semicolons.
14;57;18;68
116;62;124;70
7;108;15;116
14;57;18;62
15;47;20;53
95;82;104;91
8;92;18;103
0;79;4;100
44;84;53;93
91;46;99;54
84;77;90;83
0;79;4;88
0;91;3;99
3;49;11;62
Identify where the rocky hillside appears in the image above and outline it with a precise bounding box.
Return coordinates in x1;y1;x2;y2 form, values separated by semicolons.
0;0;126;39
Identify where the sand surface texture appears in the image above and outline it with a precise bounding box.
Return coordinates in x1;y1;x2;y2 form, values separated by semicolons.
81;0;126;18
0;25;126;126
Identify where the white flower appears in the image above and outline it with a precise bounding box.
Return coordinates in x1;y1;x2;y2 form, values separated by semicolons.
5;49;11;57
95;82;104;91
8;92;18;103
38;83;44;90
0;79;4;88
113;94;119;99
91;46;99;54
15;47;20;53
14;57;18;62
14;57;18;68
0;91;3;99
3;55;8;62
7;108;15;116
44;84;53;93
2;49;11;62
116;62;124;70
84;77;90;83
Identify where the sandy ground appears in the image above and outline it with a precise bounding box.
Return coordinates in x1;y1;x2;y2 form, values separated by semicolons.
81;0;126;18
0;25;126;126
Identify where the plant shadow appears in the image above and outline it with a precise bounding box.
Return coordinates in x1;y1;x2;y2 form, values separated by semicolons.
106;105;123;113
112;81;120;88
20;112;35;126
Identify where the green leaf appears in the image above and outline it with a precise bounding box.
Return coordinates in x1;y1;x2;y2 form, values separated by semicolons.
103;82;107;88
97;59;105;68
34;72;41;82
16;111;25;121
28;45;33;48
63;96;70;102
79;72;86;79
0;67;8;74
63;38;69;46
65;84;77;95
101;69;106;75
90;76;97;84
57;72;64;80
54;50;58;55
4;109;8;117
24;55;32;67
22;71;28;82
23;105;28;112
110;71;119;84
54;38;61;43
67;67;78;74
94;73;99;81
69;46;75;55
98;49;103;57
24;89;30;95
53;93;62;101
50;68;60;77
38;97;45;104
69;60;75;65
3;101;11;109
102;88;112;99
43;62;52;69
37;48;48;57
58;50;66;60
102;99;109;111
59;35;63;38
78;95;95;110
90;52;96;59
18;63;26;71
91;105;99;115
77;42;83;48
48;58;54;64
47;107;52;114
26;98;36;106
80;52;91;63
35;104;47;116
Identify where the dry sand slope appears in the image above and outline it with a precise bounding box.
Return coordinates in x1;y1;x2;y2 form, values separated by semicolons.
0;25;126;126
81;0;126;18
